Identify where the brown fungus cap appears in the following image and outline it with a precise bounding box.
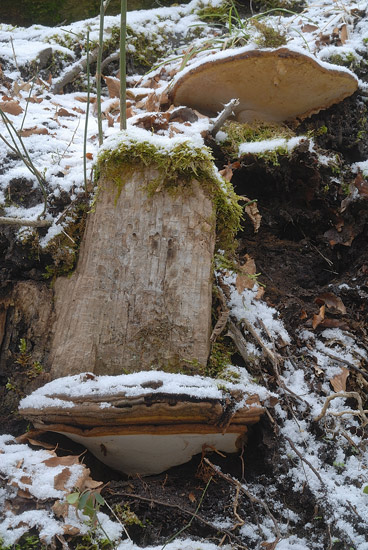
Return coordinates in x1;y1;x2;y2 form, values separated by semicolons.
169;47;358;123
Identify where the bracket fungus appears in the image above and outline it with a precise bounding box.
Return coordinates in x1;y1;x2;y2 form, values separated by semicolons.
169;47;358;123
20;372;266;475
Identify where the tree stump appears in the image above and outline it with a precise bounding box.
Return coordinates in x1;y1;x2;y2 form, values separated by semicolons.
50;165;216;378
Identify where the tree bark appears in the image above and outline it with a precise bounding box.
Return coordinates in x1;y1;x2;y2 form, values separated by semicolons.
49;167;216;378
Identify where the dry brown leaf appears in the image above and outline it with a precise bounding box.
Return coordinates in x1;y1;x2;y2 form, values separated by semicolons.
312;304;325;330
86;152;93;160
145;91;161;112
188;492;196;503
353;171;368;198
106;112;114;127
63;525;81;536
25;96;43;104
244;197;262;233
0;100;23;115
20;126;49;137
301;24;319;33
52;500;69;518
20;475;32;485
103;75;120;98
54;467;72;491
13;81;31;97
236;255;257;294
255;286;265;300
340;24;348;44
219;165;233;182
75;95;96;103
43;455;80;468
330;367;349;393
26;438;55;450
315;292;346;315
57;107;77;117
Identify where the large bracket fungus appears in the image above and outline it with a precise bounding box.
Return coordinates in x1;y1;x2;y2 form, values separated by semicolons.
169;47;358;123
20;372;265;475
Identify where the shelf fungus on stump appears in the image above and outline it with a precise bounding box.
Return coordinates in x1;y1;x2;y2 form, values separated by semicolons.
20;372;266;475
169;47;358;123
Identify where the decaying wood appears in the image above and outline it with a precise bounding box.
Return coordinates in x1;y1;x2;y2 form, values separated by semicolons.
51;48;99;94
49;167;216;377
21;391;264;434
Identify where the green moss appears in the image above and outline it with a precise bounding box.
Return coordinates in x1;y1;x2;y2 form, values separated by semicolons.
206;338;234;378
219;120;295;160
196;0;234;25
252;19;287;48
97;138;243;253
251;0;306;12
328;52;365;73
0;533;46;550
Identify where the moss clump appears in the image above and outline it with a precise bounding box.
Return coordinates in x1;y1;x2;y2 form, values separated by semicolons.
206;338;234;378
251;0;306;12
219;120;295;159
196;0;234;25
97;138;243;253
252;19;287;48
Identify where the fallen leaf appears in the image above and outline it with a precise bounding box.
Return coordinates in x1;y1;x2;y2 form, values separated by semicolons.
340;24;348;44
188;492;196;503
25;96;43;104
255;286;265;300
86;153;93;160
315;292;346;315
43;455;80;467
301;24;319;33
13;80;31;96
330;367;349;392
244;197;262;233
63;525;81;536
57;107;77;117
20;126;49;137
236;255;257;293
312;305;325;330
219;165;233;182
353;171;368;198
54;467;72;491
103;75;120;98
0;100;23;115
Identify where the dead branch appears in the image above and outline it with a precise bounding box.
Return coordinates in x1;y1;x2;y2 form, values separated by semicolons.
284;436;325;488
108;490;249;549
203;458;281;541
51;48;99;94
210;98;239;136
241;316;279;367
0;217;51;227
314;391;368;427
210;288;229;343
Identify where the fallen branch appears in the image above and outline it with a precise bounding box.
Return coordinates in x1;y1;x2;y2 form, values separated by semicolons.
227;319;253;364
0;217;51;227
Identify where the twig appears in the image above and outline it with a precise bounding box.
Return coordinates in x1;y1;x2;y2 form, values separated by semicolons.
318;349;368;381
210;98;239;136
211;287;229;343
315;391;368;427
284;436;325;488
0;217;51;227
203;458;281;541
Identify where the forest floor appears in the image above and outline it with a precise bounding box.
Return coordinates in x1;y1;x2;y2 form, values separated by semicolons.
0;1;368;549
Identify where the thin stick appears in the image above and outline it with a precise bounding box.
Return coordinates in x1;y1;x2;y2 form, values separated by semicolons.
84;31;91;194
318;349;368;381
0;217;51;227
284;436;325;487
210;98;239;136
120;0;127;131
96;0;111;145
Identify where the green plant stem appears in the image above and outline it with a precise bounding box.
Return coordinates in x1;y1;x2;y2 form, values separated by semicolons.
0;109;48;217
161;476;213;549
120;0;127;131
20;77;36;132
97;0;111;146
84;30;91;193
